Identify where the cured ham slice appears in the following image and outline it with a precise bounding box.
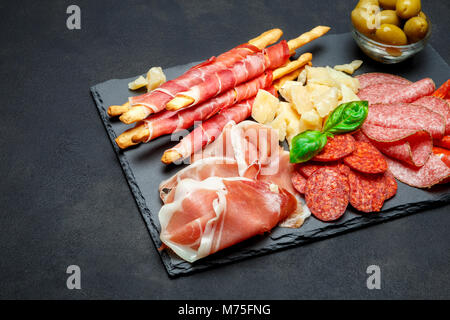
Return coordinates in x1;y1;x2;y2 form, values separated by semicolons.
163;87;277;164
354;130;432;168
167;41;290;109
386;155;450;188
141;72;272;142
412;96;450;135
158;121;310;262
357;78;435;105
159;177;298;263
129;43;260;113
356;72;411;90
362;103;445;140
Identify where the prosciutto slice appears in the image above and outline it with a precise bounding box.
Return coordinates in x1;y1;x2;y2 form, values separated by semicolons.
129;43;260;113
171;41;290;107
142;72;273;142
166;87;277;161
159;177;298;262
158;121;310;262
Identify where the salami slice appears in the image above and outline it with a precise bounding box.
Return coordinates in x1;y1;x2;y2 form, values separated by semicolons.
412;96;450;135
357;83;408;104
358;78;435;105
386;154;450;188
304;168;349;222
344;141;388;174
312;134;356;162
299;162;350;178
291;170;306;194
383;171;398;200
356;73;411;90
348;170;386;212
435;136;450;150
354;129;432;168
363;103;445;140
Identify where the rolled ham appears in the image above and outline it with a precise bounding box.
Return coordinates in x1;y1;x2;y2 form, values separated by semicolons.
129;43;260;114
170;41;290;108
142;72;273;142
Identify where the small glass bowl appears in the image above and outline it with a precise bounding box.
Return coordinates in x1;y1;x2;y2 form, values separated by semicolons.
351;21;431;64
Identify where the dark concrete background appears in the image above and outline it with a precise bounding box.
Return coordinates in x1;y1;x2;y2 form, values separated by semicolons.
0;0;449;299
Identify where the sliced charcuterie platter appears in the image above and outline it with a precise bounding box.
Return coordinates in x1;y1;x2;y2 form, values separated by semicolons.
91;32;450;277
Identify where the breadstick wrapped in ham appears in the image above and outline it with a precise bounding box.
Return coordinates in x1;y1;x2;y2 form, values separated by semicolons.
113;29;283;124
166;26;330;111
131;72;273;144
161;87;277;164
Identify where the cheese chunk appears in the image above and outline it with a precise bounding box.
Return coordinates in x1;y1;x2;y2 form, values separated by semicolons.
334;60;363;75
301;109;322;129
251;89;279;124
278;102;301;138
269;114;287;142
279;81;303;102
340;84;360;103
290;84;314;115
310;85;340;117
146;67;166;92
306;66;337;87
326;67;360;93
128;76;148;90
297;69;307;85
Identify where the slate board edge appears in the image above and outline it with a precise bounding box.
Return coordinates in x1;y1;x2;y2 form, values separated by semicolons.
90;86;177;274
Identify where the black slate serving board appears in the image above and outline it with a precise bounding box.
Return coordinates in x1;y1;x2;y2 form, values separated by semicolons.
91;33;450;277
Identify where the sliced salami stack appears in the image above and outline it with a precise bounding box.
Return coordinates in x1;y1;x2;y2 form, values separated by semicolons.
355;73;450;188
291;134;397;221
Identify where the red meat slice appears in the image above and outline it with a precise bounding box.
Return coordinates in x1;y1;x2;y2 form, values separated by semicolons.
304;168;349;222
357;78;435;105
312;134;356;162
363;103;445;140
344;141;388;174
356;73;411;90
412;96;450;135
386;154;450;188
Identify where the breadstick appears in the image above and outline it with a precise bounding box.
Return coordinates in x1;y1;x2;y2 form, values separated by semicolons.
115;123;145;149
119;105;151;124
287;26;330;55
107;102;131;117
248;28;283;49
273;61;312;90
272;53;312;80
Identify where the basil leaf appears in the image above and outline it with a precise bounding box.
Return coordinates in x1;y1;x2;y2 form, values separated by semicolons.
322;101;368;134
289;130;328;163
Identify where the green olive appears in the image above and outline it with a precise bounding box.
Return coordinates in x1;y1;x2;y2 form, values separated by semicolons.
418;11;427;20
379;0;397;9
378;10;400;26
404;16;428;42
396;0;421;19
356;0;379;8
375;23;408;45
352;8;377;35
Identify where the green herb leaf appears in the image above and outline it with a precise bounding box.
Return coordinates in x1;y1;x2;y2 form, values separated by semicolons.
322;100;368;134
289;130;328;163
